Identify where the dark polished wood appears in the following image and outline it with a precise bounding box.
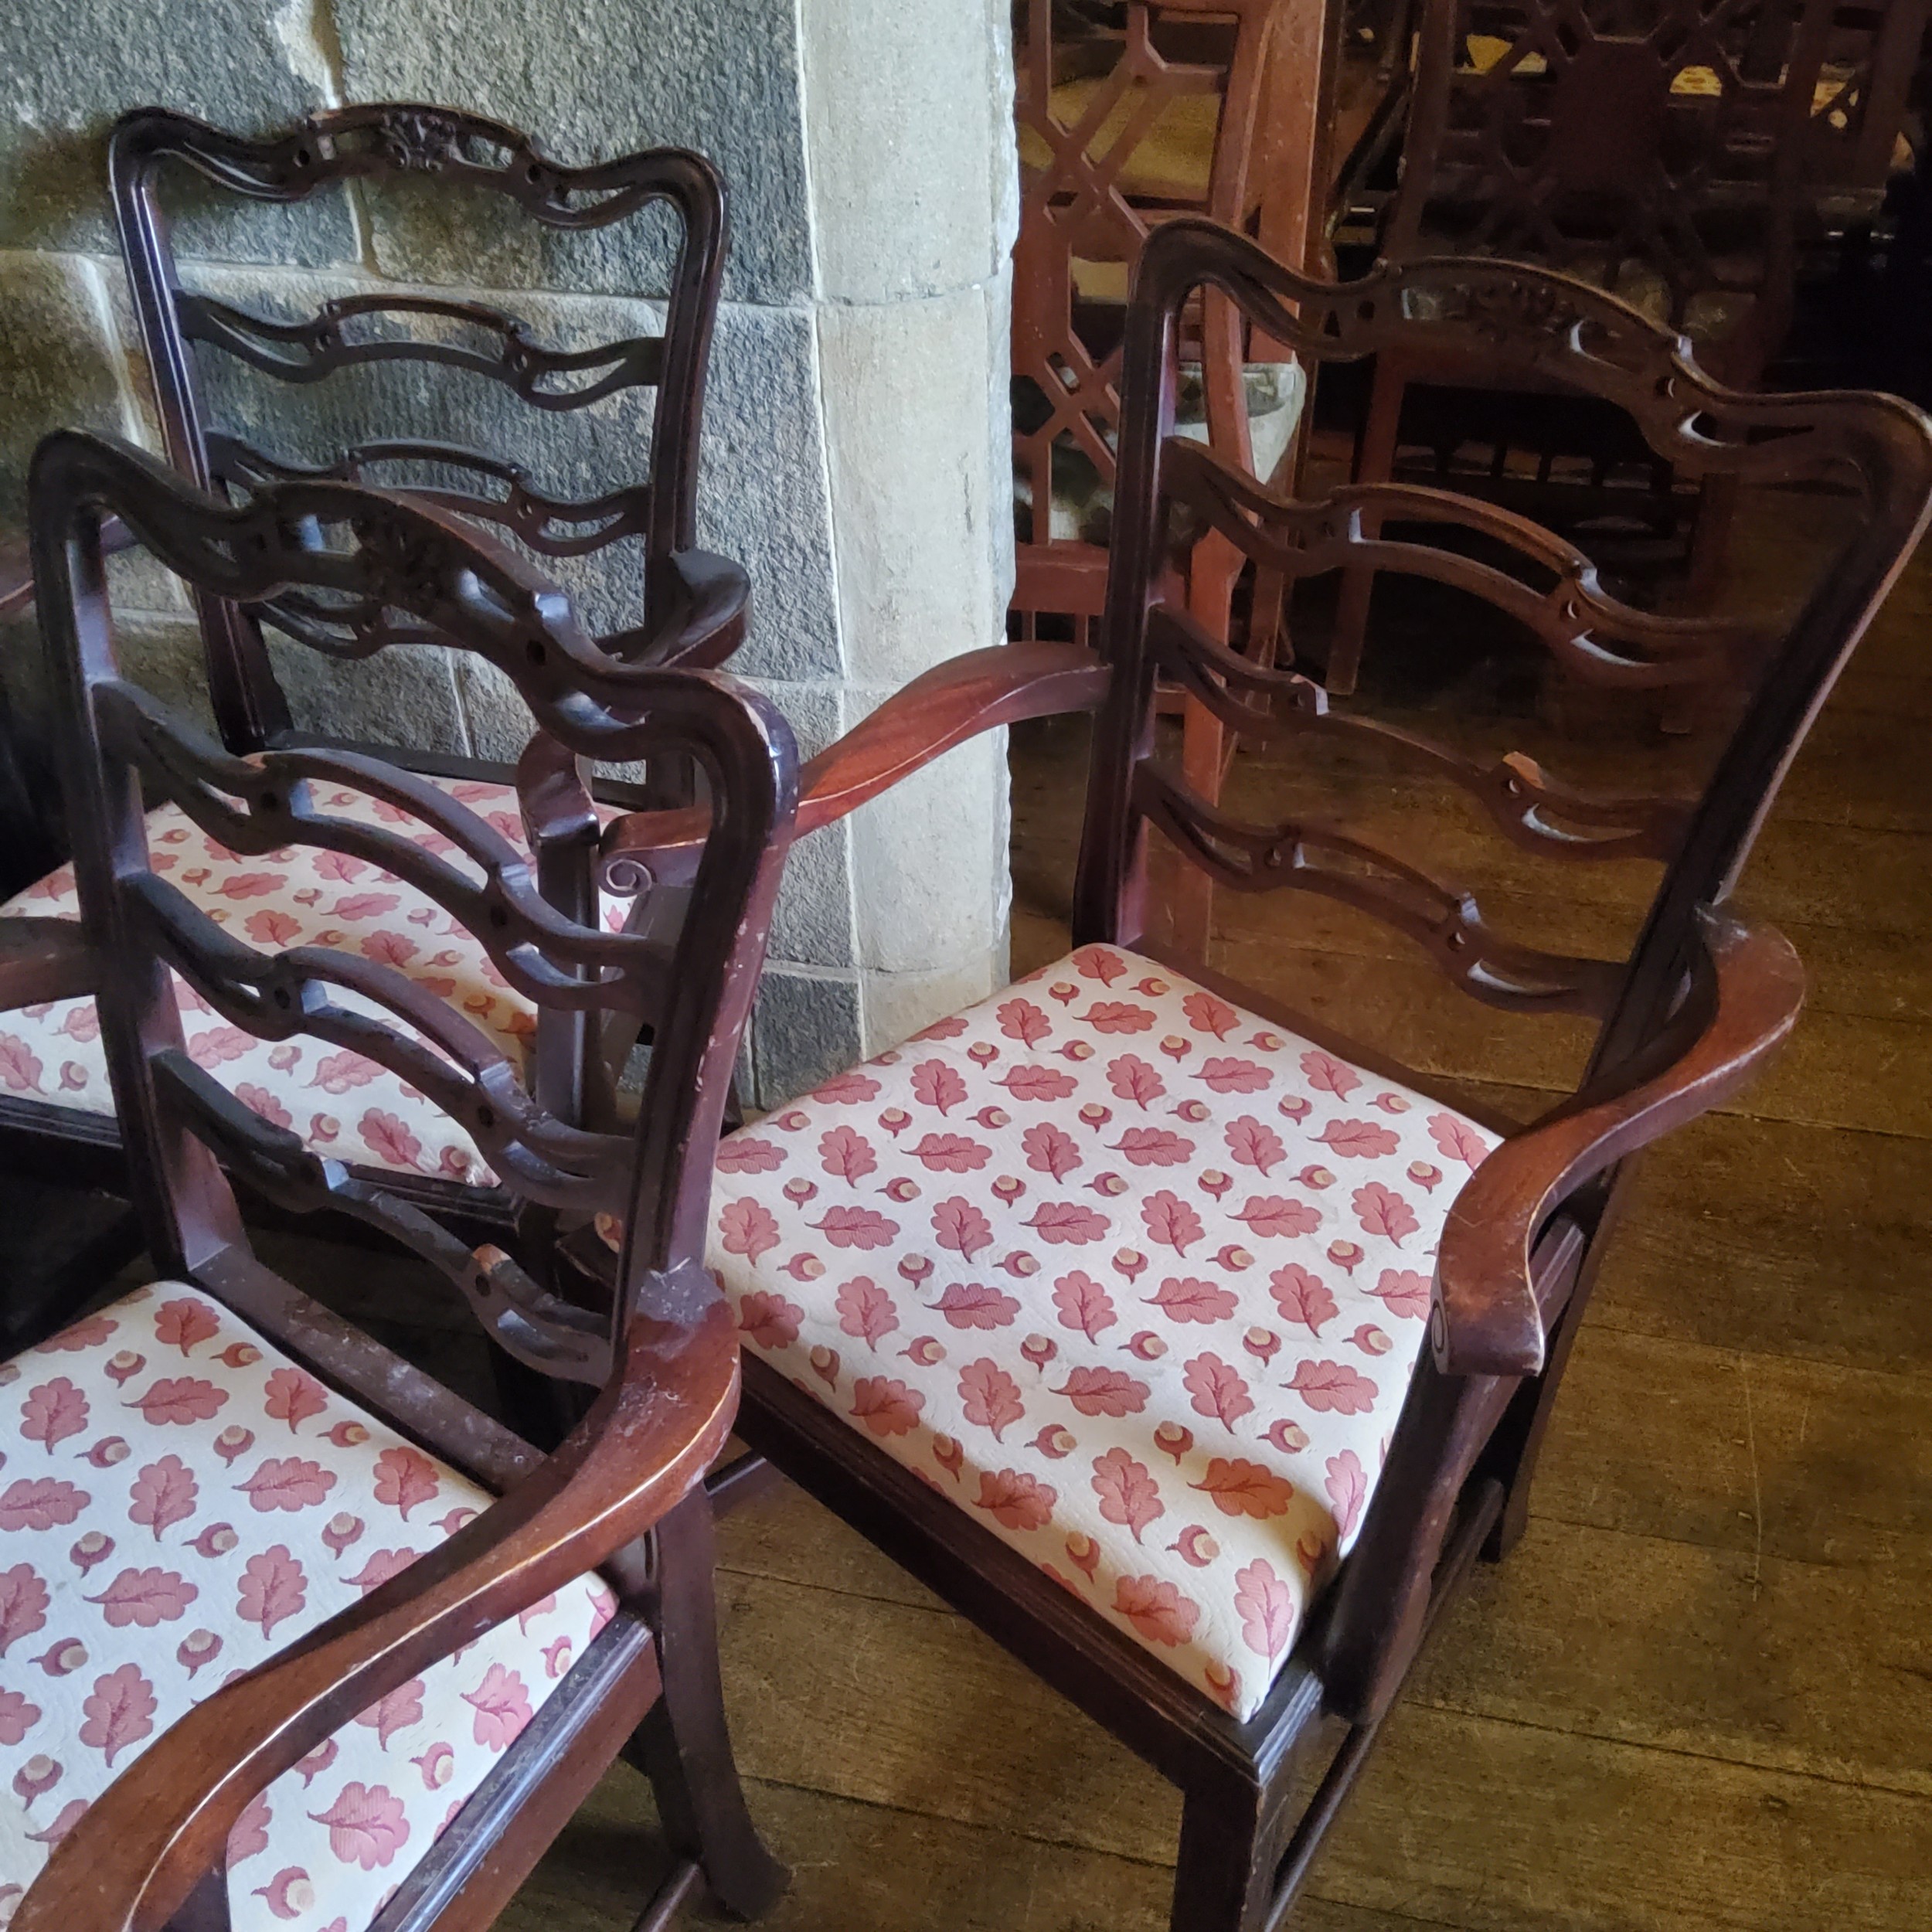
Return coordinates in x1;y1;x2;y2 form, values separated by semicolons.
10;432;793;1932
607;220;1931;1932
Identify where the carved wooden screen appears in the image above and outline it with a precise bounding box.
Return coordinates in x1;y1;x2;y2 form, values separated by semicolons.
29;430;795;1329
1012;0;1288;627
109;105;732;753
1075;219;1932;1079
1385;0;1841;380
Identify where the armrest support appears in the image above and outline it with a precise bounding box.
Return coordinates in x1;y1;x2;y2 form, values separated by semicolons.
1431;906;1804;1378
597;641;1108;893
0;916;97;1010
16;1285;739;1932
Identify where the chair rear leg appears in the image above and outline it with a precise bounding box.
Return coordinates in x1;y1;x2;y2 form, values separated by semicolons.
629;1490;788;1920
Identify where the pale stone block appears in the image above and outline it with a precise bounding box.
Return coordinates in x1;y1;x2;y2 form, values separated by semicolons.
848;716;1009;975
800;0;1016;302
332;0;813;304
0;2;352;264
859;951;1006;1057
816;280;1007;685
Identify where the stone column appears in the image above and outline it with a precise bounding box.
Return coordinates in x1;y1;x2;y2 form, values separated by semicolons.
0;0;1018;1102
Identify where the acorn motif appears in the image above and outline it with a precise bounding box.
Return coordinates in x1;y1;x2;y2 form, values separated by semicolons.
990;1176;1026;1205
1019;1334;1057;1372
325;1420;369;1449
1063;1532;1100;1576
879;1107;912;1134
1213;1244;1253;1272
1112;1249;1148;1282
1154;1421;1194;1463
998;1251;1041;1278
1078;1103;1113;1128
190;1523;240;1559
321;1513;364;1557
967;1041;998;1066
974;1105;1009;1130
1158;1035;1192;1060
1277;1095;1312;1123
252;1866;315;1921
1264;1418;1311;1454
1172;1098;1210;1123
33;1640;87;1678
103;1351;145;1386
1242;1327;1281;1366
1172;1526;1219;1567
1135;976;1170;997
1327;1240;1364;1275
12;1757;60;1806
68;1532;113;1575
1060;1039;1094;1062
930;1434;964;1479
219;1342;260;1369
177;1630;223;1677
213;1425;255;1464
81;1437;129;1468
1407;1162;1443;1192
1047;981;1079;1005
1296;1164;1335;1189
1090;1172;1128;1197
1350;1323;1394;1356
782;1177;818;1206
1124;1330;1167;1361
1029;1425;1076;1460
781;1253;825;1281
809;1346;840;1388
883;1177;921;1202
898;1255;934;1286
1197;1169;1232;1201
903;1336;945;1367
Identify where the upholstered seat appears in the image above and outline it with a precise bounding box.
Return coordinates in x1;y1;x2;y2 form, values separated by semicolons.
0;775;622;1185
0;1281;615;1932
696;945;1496;1719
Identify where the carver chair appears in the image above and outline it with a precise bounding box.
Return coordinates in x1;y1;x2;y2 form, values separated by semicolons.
1325;0;1920;693
0;430;793;1931
590;217;1930;1930
0;103;738;1242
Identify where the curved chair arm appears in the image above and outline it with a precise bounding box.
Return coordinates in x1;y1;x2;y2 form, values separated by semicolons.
607;546;750;673
596;641;1110;893
1431;906;1804;1378
0;916;97;1011
15;1282;740;1932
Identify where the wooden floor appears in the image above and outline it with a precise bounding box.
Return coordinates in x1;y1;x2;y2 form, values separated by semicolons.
491;488;1932;1930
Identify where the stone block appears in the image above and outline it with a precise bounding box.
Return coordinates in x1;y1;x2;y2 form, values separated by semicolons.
332;0;812;305
801;0;1016;302
177;265;841;682
817;280;1006;685
0;252;148;524
848;708;1009;975
756;680;852;970
860;951;1005;1057
748;966;862;1107
265;631;470;753
0;2;352;265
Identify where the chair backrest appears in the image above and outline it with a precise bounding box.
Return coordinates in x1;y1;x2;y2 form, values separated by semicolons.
1072;214;1932;1706
1012;0;1290;624
28;428;794;1359
109;104;730;753
1384;0;1838;378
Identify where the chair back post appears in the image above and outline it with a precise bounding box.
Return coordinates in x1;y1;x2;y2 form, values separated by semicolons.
107;104;730;753
1069;214;1932;1721
27;427;795;1336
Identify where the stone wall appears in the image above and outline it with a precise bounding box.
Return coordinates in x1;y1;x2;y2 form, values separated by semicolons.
0;0;1019;1101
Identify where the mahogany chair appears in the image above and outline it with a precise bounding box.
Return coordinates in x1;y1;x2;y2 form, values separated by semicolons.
590;218;1930;1930
1328;0;1859;693
0;429;794;1932
0;103;738;1244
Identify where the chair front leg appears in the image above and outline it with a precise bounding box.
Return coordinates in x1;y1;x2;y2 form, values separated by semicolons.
1172;1778;1296;1932
629;1490;788;1920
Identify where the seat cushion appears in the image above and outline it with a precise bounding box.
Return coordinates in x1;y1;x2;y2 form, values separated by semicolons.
0;774;623;1188
702;945;1498;1720
0;1283;616;1932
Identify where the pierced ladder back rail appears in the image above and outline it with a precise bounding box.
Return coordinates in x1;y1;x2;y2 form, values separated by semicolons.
9;429;795;1932
587;218;1932;1932
110;104;736;756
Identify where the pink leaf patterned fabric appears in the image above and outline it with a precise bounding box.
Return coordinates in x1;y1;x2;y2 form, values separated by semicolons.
699;946;1497;1719
0;778;621;1188
0;1285;616;1932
